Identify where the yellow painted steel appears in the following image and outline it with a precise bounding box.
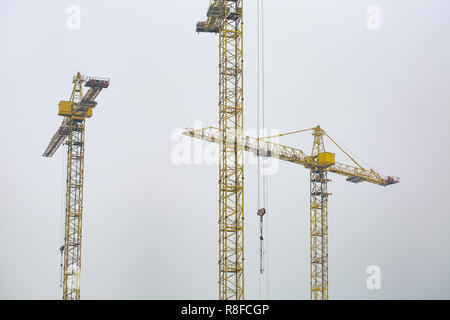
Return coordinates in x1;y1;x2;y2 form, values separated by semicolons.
192;0;245;300
43;72;108;300
58;101;72;116
183;125;399;300
310;127;329;300
183;126;397;187
59;100;93;121
318;152;335;168
62;73;85;300
218;0;245;301
59;101;93;120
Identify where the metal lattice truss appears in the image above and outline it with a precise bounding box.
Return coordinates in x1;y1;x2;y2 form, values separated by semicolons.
310;169;329;300
217;0;245;301
63;118;85;300
194;0;246;300
43;118;72;157
62;74;84;300
309;128;329;300
183;126;398;186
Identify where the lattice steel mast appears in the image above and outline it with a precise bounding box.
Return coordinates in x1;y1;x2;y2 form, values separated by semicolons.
195;1;245;300
43;72;109;300
62;73;85;300
310;127;329;300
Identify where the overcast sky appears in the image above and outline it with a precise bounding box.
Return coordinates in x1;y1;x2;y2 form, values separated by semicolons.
0;0;449;299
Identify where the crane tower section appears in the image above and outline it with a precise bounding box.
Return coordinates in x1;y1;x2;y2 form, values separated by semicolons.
310;127;330;300
197;0;245;300
62;73;85;300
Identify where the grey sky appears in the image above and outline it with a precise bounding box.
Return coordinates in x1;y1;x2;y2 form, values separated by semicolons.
0;0;449;299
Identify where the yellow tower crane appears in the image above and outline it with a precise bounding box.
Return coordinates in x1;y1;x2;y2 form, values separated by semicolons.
183;126;399;300
43;72;109;300
195;1;245;300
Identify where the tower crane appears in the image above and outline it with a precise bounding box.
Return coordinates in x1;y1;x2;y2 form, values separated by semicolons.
43;72;109;300
195;0;245;300
183;125;399;300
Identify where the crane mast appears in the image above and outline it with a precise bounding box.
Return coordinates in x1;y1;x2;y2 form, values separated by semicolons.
43;72;109;300
62;73;85;300
197;0;245;300
310;127;329;300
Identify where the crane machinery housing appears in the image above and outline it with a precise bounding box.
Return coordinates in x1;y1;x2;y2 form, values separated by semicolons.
43;72;109;300
183;126;399;299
